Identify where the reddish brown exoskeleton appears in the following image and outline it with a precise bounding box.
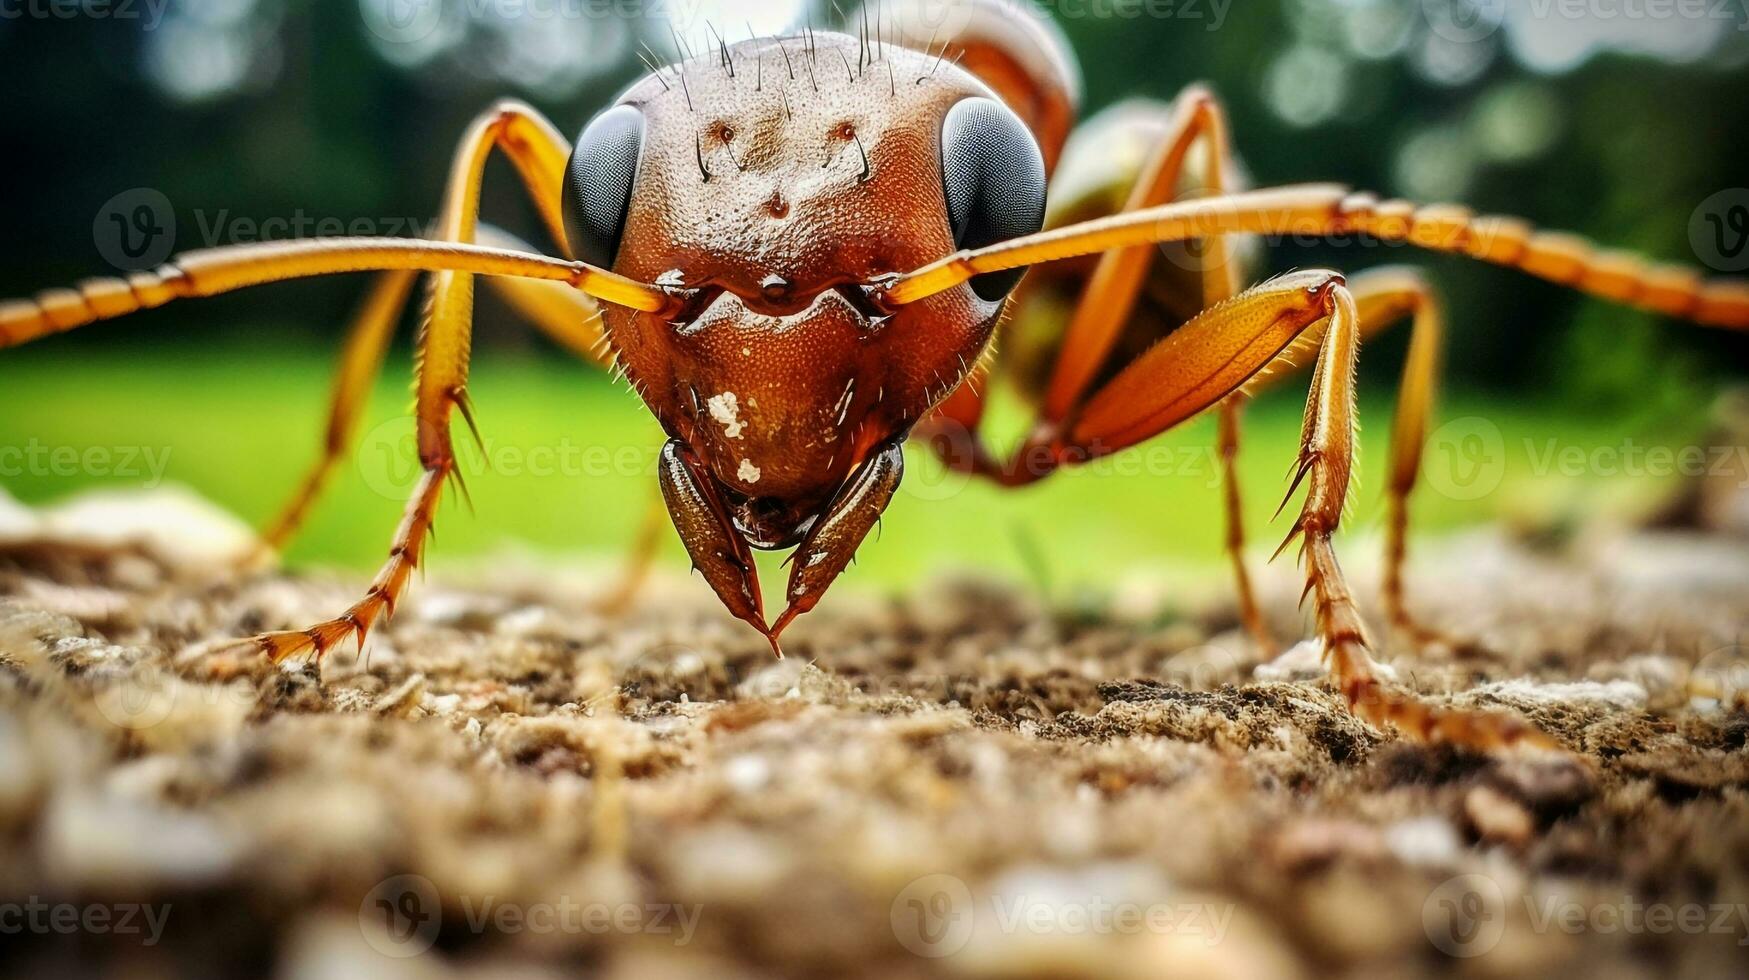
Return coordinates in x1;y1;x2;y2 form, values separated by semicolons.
5;0;1746;750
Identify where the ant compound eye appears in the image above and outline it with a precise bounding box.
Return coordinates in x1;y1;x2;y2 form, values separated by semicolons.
939;97;1047;302
564;105;645;269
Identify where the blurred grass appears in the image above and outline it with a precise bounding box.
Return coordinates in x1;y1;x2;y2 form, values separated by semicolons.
0;336;1712;594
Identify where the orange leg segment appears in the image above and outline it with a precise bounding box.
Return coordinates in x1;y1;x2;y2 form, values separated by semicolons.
255;466;447;662
1060;271;1549;747
0;236;636;352
250;101;601;662
919;89;1279;650
1042;85;1241;422
1240;266;1454;648
256;234;613;558
883;184;1749;332
1215;399;1274;652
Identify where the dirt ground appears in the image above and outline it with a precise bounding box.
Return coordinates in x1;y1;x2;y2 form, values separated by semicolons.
1;487;1747;979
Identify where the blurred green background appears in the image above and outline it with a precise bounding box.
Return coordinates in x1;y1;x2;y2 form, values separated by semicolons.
2;0;1747;591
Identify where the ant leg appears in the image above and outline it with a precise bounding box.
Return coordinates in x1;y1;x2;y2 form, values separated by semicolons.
248;101;611;662
252;466;447;662
255;225;612;558
1359;269;1451;649
923;86;1243;471
1040;89;1283;650
0;237;621;350
1239;267;1456;649
2;105;662;346
1040;86;1241;421
928;88;1283;646
1215;399;1275;653
1050;271;1549;747
885;185;1749;330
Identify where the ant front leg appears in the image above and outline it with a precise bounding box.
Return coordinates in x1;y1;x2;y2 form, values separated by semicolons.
1241;266;1457;651
1042;88;1284;654
252;102;585;662
1214;399;1273;652
0;231;655;660
1058;270;1549;748
255;103;579;558
2;135;668;665
251;221;660;614
1357;269;1451;650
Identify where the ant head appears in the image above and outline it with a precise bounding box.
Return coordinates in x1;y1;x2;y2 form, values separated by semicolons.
564;32;1045;548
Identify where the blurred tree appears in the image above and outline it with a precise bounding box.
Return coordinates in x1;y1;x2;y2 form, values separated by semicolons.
1;0;1744;403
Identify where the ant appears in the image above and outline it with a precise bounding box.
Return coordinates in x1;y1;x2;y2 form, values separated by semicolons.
5;1;1745;750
